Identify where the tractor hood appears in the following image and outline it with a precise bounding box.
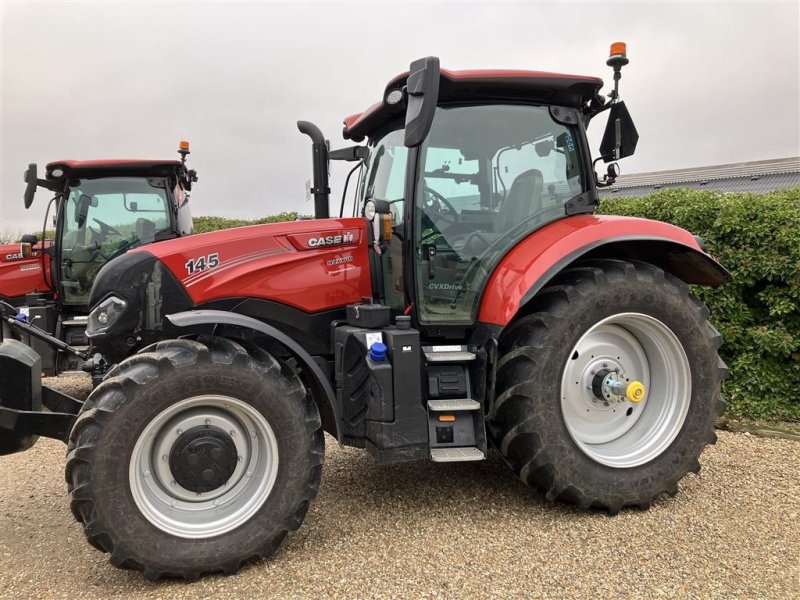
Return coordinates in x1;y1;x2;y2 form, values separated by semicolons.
0;242;49;304
87;217;372;361
121;217;372;312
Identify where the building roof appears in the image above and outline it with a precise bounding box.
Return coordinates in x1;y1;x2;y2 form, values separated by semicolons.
600;157;800;197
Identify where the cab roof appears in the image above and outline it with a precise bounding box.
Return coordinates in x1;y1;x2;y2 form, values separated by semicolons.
343;68;604;141
45;159;184;180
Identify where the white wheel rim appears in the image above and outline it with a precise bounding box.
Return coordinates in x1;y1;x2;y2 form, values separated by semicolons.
129;395;279;539
560;313;691;468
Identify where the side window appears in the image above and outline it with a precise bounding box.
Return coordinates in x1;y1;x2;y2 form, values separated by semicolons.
360;127;409;311
414;105;586;324
423;148;481;213
363;128;408;225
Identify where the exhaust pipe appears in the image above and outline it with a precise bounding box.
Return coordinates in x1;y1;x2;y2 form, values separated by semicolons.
297;121;330;219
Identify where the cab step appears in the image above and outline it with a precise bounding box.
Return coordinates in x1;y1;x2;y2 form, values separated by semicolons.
427;399;480;411
423;345;476;363
61;317;88;327
430;447;485;462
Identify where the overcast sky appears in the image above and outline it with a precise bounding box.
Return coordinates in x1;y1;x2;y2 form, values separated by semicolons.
1;1;798;235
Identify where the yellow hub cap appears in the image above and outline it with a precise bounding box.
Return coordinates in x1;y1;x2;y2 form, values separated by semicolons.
626;381;646;403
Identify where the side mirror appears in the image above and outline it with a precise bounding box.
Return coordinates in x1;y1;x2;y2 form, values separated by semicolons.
596;162;621;188
23;164;38;209
20;233;38;245
404;56;440;148
599;101;639;162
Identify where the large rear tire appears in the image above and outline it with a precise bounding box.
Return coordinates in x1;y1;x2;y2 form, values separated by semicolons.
65;336;324;580
489;259;726;513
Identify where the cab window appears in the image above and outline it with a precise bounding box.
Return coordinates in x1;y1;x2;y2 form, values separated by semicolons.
415;104;585;324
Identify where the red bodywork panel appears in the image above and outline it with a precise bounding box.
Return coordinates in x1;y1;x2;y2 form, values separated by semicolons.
47;159;182;169
343;68;604;140
134;218;372;312
478;215;713;326
0;242;51;300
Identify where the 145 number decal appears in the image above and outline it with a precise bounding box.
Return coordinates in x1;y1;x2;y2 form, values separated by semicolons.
185;253;219;275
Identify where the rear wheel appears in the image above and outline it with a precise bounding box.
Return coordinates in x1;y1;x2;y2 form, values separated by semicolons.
489;259;726;513
65;337;324;580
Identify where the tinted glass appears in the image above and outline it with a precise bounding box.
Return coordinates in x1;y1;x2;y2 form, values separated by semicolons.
415;104;584;323
60;177;171;303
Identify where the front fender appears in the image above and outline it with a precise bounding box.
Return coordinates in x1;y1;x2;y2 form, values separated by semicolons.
165;310;340;441
478;215;730;327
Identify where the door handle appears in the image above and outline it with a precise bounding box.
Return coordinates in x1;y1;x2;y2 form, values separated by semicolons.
425;245;436;279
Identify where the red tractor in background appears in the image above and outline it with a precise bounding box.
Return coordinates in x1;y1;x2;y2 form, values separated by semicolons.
0;45;729;581
0;146;196;376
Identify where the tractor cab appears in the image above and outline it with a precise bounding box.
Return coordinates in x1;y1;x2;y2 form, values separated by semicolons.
326;50;638;334
23;148;196;306
8;144;197;374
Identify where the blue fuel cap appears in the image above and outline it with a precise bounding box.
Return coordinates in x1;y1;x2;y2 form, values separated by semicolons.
369;342;387;362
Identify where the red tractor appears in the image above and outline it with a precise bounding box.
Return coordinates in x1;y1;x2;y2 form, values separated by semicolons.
0;145;196;376
0;46;729;580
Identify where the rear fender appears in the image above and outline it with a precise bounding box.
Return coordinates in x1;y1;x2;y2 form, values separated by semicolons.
165;310;341;441
478;215;730;327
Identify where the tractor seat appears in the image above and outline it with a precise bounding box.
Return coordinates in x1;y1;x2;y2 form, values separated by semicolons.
135;218;156;243
494;169;544;233
452;169;547;258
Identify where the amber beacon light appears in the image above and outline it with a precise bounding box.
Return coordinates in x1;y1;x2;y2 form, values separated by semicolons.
608;42;629;67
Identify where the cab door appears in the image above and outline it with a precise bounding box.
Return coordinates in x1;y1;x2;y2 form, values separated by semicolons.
411;104;587;326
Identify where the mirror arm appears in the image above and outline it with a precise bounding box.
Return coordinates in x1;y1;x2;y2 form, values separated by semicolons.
36;178;60;192
329;146;368;162
585;101;612;121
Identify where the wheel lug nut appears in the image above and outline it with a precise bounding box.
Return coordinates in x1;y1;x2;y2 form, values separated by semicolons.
229;430;235;437
161;454;167;461
176;429;183;435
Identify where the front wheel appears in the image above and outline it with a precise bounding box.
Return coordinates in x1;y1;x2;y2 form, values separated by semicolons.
489;259;726;513
65;337;324;580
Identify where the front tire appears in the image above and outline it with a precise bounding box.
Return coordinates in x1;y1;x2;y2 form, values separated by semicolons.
65;337;324;580
489;259;726;513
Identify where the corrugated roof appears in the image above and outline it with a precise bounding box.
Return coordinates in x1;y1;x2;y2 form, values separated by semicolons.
599;157;800;197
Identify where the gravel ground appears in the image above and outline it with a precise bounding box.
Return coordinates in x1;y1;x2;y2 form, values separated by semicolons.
0;374;798;599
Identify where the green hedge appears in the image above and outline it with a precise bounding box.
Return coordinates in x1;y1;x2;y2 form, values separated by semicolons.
192;212;298;234
599;188;800;421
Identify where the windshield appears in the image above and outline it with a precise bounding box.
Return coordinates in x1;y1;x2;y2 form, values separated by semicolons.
60;176;172;304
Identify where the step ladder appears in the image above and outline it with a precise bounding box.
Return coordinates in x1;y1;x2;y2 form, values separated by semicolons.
423;345;486;462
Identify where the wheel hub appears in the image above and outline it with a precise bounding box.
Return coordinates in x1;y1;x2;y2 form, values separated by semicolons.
169;425;238;493
560;313;691;468
591;368;645;404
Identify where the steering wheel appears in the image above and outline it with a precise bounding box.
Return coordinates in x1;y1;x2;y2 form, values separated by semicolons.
423;186;459;225
91;218;123;238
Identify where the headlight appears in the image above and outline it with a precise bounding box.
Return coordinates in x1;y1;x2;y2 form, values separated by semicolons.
363;200;377;221
86;295;127;337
